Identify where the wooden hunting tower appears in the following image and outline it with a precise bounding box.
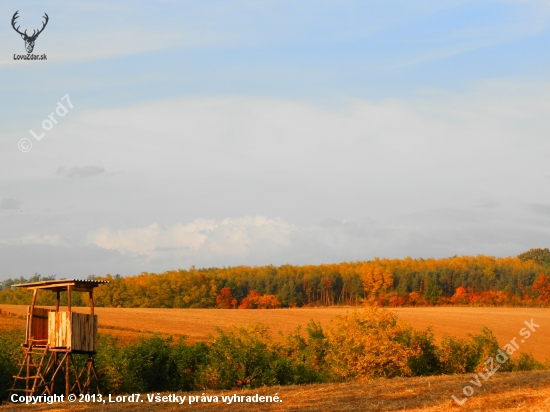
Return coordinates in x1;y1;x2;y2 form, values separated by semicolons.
9;279;108;398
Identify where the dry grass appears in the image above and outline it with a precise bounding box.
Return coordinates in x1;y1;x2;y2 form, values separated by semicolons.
0;309;23;332
2;371;550;411
1;305;548;361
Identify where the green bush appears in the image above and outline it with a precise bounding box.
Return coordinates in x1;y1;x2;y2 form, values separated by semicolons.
500;353;547;372
402;328;440;376
169;338;209;391
127;335;175;392
95;334;210;394
197;324;281;389
94;334;129;394
0;326;24;400
275;321;330;384
438;327;500;374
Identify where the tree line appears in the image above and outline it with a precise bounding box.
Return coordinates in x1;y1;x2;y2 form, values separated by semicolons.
1;248;549;308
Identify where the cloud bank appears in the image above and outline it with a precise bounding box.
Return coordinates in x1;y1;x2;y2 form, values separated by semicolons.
88;216;293;261
1;83;549;279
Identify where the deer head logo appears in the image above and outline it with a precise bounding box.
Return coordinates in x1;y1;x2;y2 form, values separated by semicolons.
11;11;49;54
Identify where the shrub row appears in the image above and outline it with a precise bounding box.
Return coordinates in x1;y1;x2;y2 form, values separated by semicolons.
1;308;547;398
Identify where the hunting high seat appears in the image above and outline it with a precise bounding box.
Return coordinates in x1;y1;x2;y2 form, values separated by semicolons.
9;279;108;398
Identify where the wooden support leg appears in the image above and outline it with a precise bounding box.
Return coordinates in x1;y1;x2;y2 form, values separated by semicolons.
26;346;30;393
69;355;83;394
47;352;58;395
65;354;70;398
89;291;94;315
86;356;92;393
67;286;72;312
48;352;68;393
27;290;37;345
91;357;101;394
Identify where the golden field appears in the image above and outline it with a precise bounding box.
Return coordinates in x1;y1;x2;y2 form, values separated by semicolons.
2;306;550;411
1;305;548;361
1;371;550;411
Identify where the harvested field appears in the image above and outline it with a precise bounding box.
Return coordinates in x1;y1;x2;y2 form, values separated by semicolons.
0;309;23;332
1;305;548;360
2;371;550;411
0;308;166;344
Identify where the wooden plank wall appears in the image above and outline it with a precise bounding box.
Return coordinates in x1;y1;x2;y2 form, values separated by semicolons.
71;312;98;352
26;307;52;345
48;311;71;349
47;312;98;352
31;307;50;344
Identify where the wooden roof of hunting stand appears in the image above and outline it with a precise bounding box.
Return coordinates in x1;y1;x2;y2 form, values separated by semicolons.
13;278;109;313
10;279;109;397
13;278;109;292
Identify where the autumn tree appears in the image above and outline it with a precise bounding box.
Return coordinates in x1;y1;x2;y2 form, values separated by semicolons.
408;292;425;306
518;248;550;267
451;286;469;305
533;274;550;305
238;290;282;309
216;287;237;309
359;263;393;301
339;263;364;305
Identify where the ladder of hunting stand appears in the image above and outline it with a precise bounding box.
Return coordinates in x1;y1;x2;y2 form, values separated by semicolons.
10;341;51;397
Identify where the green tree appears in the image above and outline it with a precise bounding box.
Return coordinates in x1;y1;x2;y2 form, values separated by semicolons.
518;248;550;267
423;278;443;305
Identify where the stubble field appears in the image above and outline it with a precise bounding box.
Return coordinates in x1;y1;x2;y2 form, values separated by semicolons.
2;371;550;411
1;305;548;361
2;305;550;411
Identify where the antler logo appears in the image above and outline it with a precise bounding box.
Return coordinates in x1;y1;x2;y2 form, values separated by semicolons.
11;11;49;54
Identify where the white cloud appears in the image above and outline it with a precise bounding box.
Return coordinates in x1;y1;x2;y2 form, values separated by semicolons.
88;216;294;261
87;208;550;270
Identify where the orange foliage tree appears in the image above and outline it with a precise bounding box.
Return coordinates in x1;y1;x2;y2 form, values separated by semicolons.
216;287;237;309
238;290;282;309
533;274;550;305
451;286;469;305
359;262;393;302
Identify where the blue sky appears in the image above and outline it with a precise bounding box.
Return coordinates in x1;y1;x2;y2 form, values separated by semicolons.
1;1;550;280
